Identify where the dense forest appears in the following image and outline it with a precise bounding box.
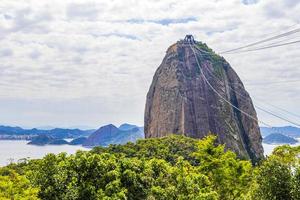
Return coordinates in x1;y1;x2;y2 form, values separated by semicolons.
0;135;299;200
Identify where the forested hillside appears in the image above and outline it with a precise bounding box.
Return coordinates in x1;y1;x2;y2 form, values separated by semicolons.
1;135;299;200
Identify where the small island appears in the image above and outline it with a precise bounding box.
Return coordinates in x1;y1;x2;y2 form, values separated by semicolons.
28;135;69;145
69;137;87;145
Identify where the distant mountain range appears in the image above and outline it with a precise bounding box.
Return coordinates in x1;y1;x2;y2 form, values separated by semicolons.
263;133;298;145
13;123;145;147
1;124;299;147
28;135;70;145
28;135;87;146
0;125;94;140
260;126;300;138
83;124;144;147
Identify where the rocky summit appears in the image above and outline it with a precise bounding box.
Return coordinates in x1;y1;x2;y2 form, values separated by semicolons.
144;37;264;162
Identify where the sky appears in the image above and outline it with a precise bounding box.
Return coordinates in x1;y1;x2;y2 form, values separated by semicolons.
0;0;299;129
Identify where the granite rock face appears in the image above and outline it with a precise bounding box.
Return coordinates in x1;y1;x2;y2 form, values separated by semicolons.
144;40;264;161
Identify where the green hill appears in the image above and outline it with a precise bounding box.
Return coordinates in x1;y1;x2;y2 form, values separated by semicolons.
1;135;300;200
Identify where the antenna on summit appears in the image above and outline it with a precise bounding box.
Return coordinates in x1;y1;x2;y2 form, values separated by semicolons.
184;35;195;44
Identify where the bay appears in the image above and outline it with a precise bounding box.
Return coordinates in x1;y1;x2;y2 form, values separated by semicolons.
0;140;89;166
262;139;300;156
0;139;299;166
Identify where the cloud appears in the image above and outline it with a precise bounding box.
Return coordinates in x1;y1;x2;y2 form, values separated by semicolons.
12;8;52;33
0;0;299;127
242;0;259;5
96;33;139;40
28;49;41;59
263;3;285;18
126;17;197;26
283;0;300;7
66;3;99;20
0;48;13;57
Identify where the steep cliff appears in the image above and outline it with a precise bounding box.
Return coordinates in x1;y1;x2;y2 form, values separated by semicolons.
144;39;264;161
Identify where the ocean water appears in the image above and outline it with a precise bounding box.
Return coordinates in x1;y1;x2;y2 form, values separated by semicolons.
262;141;300;156
0;140;89;166
0;140;299;166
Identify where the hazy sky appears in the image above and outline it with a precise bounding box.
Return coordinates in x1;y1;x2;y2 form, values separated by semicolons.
0;0;299;129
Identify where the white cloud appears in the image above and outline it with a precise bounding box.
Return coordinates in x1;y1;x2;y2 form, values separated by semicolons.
0;0;299;128
66;2;100;20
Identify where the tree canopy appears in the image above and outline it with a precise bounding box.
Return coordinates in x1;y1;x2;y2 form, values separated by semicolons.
1;135;299;200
